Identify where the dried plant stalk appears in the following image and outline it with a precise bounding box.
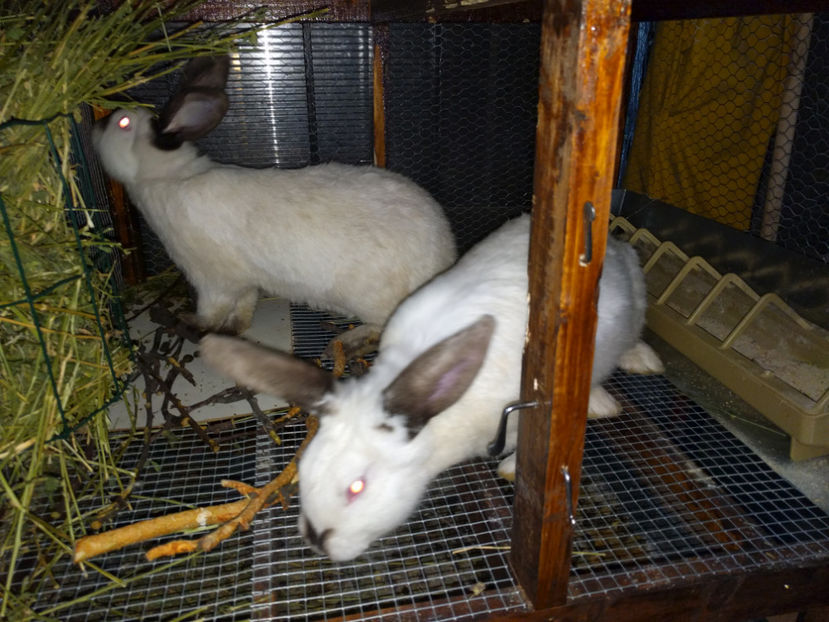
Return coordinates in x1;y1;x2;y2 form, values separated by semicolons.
74;416;319;563
74;499;250;563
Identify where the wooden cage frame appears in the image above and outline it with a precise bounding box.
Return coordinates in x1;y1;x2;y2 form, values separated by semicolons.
108;0;829;618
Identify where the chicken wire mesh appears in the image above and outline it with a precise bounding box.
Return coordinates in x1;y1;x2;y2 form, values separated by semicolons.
621;12;829;266
249;420;522;621
383;23;539;253
26;305;829;620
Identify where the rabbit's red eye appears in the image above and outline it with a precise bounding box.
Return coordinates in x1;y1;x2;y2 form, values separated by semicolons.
346;478;365;502
117;115;131;130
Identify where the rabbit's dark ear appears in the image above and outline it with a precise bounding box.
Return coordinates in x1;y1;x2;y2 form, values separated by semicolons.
200;334;335;413
382;315;496;439
179;55;231;91
156;56;231;147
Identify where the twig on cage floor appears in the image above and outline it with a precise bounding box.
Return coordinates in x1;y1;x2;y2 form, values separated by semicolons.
452;545;511;554
78;306;345;559
726;413;788;437
451;545;606;557
145;415;315;559
125;273;185;323
92;338;208;525
93;304;308;525
141;304;289;439
331;339;346;377
73;415;318;564
241;387;282;440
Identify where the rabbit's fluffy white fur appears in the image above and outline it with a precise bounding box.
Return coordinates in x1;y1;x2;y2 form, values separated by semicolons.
201;214;663;561
92;59;456;342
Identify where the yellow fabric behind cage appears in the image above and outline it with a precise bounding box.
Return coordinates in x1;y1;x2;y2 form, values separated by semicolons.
623;16;796;230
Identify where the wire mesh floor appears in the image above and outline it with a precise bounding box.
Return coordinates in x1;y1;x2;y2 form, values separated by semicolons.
33;304;829;620
37;417;260;621
572;371;829;598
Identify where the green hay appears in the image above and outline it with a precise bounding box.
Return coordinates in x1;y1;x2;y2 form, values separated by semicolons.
0;2;319;618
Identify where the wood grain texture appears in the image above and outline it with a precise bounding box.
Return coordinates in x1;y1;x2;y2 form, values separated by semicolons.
372;24;389;168
489;561;829;621
510;0;631;609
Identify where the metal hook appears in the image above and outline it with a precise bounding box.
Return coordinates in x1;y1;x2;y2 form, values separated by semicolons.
579;201;596;266
486;400;539;456
561;466;576;527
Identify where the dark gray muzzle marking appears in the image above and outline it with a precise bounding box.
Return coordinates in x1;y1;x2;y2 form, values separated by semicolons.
303;515;332;556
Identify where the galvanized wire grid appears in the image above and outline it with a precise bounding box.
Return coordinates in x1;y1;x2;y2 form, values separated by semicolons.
35;306;829;619
290;303;360;363
37;418;259;621
278;305;829;616
247;305;521;620
250;422;521;621
572;371;829;598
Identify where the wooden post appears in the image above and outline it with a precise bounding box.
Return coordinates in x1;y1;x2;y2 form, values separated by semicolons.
372;23;390;168
510;0;631;609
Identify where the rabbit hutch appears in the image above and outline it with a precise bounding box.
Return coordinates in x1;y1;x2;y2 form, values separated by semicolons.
3;0;829;620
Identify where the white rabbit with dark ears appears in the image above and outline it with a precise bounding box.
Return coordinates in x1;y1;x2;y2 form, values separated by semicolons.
200;214;663;561
92;55;456;354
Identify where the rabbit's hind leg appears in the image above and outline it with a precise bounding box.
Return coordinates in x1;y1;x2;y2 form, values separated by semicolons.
618;340;664;375
220;287;259;335
193;286;258;335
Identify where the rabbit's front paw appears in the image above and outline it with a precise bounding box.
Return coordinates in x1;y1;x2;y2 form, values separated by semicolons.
587;386;621;419
497;453;516;482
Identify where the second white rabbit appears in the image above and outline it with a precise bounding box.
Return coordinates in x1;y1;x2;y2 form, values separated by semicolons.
92;56;456;351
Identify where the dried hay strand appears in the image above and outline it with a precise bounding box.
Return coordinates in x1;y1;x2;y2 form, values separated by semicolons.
0;1;315;617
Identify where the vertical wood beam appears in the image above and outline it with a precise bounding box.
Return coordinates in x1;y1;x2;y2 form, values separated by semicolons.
510;0;631;609
372;23;390;168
